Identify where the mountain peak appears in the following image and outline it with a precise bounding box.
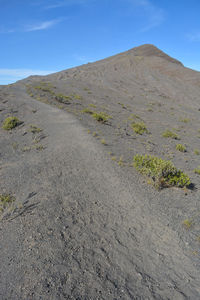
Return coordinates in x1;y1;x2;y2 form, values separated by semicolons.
130;44;183;65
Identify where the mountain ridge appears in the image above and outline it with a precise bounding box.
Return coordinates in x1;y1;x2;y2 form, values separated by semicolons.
22;44;200;89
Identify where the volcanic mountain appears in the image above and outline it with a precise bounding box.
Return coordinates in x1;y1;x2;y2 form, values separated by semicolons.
0;44;200;299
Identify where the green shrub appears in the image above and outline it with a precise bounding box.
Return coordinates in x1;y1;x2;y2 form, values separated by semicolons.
82;108;111;123
133;154;190;189
34;85;55;96
118;156;124;166
194;168;200;175
71;94;82;100
29;125;42;133
176;144;186;152
132;122;148;135
118;102;126;109
183;219;193;229
35;144;44;151
55;93;71;104
162;130;180;140
89;104;96;108
179;118;190;123
194;149;199;155
92;112;111;122
0;194;15;212
101;139;107;145
128;114;141;121
82;108;94;114
2;117;20;130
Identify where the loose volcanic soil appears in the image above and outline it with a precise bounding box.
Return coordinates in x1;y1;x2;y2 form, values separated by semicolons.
0;44;200;299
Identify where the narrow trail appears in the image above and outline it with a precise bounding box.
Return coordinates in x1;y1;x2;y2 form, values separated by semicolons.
0;87;199;299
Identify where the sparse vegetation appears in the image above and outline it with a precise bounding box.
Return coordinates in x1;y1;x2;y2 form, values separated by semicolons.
56;104;65;109
118;102;126;109
111;156;117;161
133;154;190;189
22;146;32;152
194;149;199;155
12;142;18;150
179;118;190;123
35;144;45;151
132;122;148;135
101;139;107;145
162;130;180;140
194;168;200;175
71;93;82;100
27;82;83;106
82;107;111;123
92;112;111;123
29;125;42;134
34;82;55;95
176;144;186;152
128;114;141;121
55;93;71;104
89;104;96;108
0;194;15;212
118;156;124;166
183;219;193;229
2;117;20;130
82;108;94;114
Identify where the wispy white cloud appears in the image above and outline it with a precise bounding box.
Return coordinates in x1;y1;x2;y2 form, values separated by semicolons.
0;18;63;34
45;2;67;9
44;0;91;9
0;69;57;85
128;0;165;32
25;19;61;32
0;27;15;34
0;69;55;78
73;54;89;64
186;32;200;42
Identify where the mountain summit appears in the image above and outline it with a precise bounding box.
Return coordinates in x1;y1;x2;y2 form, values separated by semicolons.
129;44;183;65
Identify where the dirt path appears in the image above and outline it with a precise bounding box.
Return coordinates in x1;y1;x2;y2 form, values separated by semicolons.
0;86;199;299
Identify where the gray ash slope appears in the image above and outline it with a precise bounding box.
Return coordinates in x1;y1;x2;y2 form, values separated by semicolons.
0;44;200;299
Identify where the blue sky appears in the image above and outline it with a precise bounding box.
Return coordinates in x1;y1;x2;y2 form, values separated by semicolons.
0;0;200;84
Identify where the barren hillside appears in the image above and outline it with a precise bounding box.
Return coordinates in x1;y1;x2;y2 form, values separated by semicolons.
0;44;200;299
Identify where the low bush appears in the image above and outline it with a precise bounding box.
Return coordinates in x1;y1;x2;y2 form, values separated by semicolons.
132;122;148;135
194;168;200;175
82;108;94;114
162;130;180;140
71;94;82;100
92;112;111;122
176;144;186;152
101;139;107;145
179;118;190;123
194;149;199;155
133;154;190;189
55;93;71;104
29;125;42;134
0;194;15;212
2;117;20;130
183;219;193;229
